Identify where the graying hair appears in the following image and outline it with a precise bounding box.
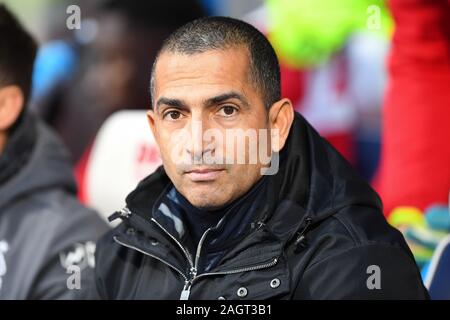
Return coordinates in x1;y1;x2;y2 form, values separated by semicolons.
149;16;281;110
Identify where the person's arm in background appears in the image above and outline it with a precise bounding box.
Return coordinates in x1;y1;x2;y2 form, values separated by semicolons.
27;201;108;300
378;0;450;216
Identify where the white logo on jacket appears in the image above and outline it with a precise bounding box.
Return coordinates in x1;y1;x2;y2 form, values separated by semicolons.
59;241;96;272
0;240;9;290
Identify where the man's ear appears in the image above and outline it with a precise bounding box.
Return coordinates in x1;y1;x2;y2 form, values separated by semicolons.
146;109;158;140
268;98;294;152
0;85;24;131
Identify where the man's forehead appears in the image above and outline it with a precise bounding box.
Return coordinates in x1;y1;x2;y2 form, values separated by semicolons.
154;47;251;88
151;46;264;109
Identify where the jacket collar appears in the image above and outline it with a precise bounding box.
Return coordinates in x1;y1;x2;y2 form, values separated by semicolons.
0;113;36;185
0;113;76;211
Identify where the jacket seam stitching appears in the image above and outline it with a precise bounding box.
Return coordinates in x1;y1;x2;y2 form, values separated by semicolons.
333;214;361;246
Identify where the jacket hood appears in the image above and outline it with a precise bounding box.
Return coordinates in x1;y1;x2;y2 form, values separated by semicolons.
274;112;382;223
0;114;77;210
124;112;382;227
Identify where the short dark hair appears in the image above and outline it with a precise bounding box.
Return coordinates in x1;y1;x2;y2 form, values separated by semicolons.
0;5;37;104
150;16;281;110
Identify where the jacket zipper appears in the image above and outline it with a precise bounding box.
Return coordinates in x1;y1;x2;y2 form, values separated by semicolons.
153;220;213;300
180;227;212;300
108;207;132;222
180;257;279;299
179;218;273;299
114;207;278;300
112;236;188;283
150;217;195;268
114;232;278;300
110;207;194;269
151;217;204;300
293;216;313;252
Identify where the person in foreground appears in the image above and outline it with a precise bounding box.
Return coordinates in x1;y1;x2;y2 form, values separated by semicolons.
94;17;429;299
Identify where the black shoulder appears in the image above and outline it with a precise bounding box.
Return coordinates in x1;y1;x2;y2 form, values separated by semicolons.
293;205;428;299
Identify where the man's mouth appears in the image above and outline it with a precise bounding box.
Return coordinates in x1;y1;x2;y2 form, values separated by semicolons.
184;167;225;182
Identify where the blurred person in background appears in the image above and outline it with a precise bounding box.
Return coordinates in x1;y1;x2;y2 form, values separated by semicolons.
0;5;108;299
378;0;450;277
30;0;205;204
377;0;450;216
33;0;205;165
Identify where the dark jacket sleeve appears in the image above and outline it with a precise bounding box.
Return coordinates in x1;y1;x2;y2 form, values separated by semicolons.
28;197;109;300
294;243;429;299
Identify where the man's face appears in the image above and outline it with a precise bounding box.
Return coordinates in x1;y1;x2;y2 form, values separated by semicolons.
0;85;24;154
148;47;273;209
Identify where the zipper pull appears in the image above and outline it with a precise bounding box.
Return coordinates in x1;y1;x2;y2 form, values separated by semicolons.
180;267;197;300
180;281;192;300
108;207;131;222
251;220;266;230
294;217;312;253
189;266;197;278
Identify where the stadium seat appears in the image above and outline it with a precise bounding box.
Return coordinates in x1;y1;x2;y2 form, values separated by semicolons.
84;110;162;224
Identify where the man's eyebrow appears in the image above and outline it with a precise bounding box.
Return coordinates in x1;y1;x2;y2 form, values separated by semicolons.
156;97;188;110
204;92;250;108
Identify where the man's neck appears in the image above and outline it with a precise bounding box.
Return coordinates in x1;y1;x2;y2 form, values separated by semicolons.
0;114;37;185
0;132;7;156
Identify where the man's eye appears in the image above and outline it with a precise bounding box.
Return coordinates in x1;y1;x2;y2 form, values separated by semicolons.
164;111;182;120
218;105;237;117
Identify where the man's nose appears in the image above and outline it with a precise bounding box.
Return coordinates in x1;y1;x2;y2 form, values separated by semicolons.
185;119;213;163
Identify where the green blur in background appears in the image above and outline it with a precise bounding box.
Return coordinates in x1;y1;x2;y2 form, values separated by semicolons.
266;0;393;67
